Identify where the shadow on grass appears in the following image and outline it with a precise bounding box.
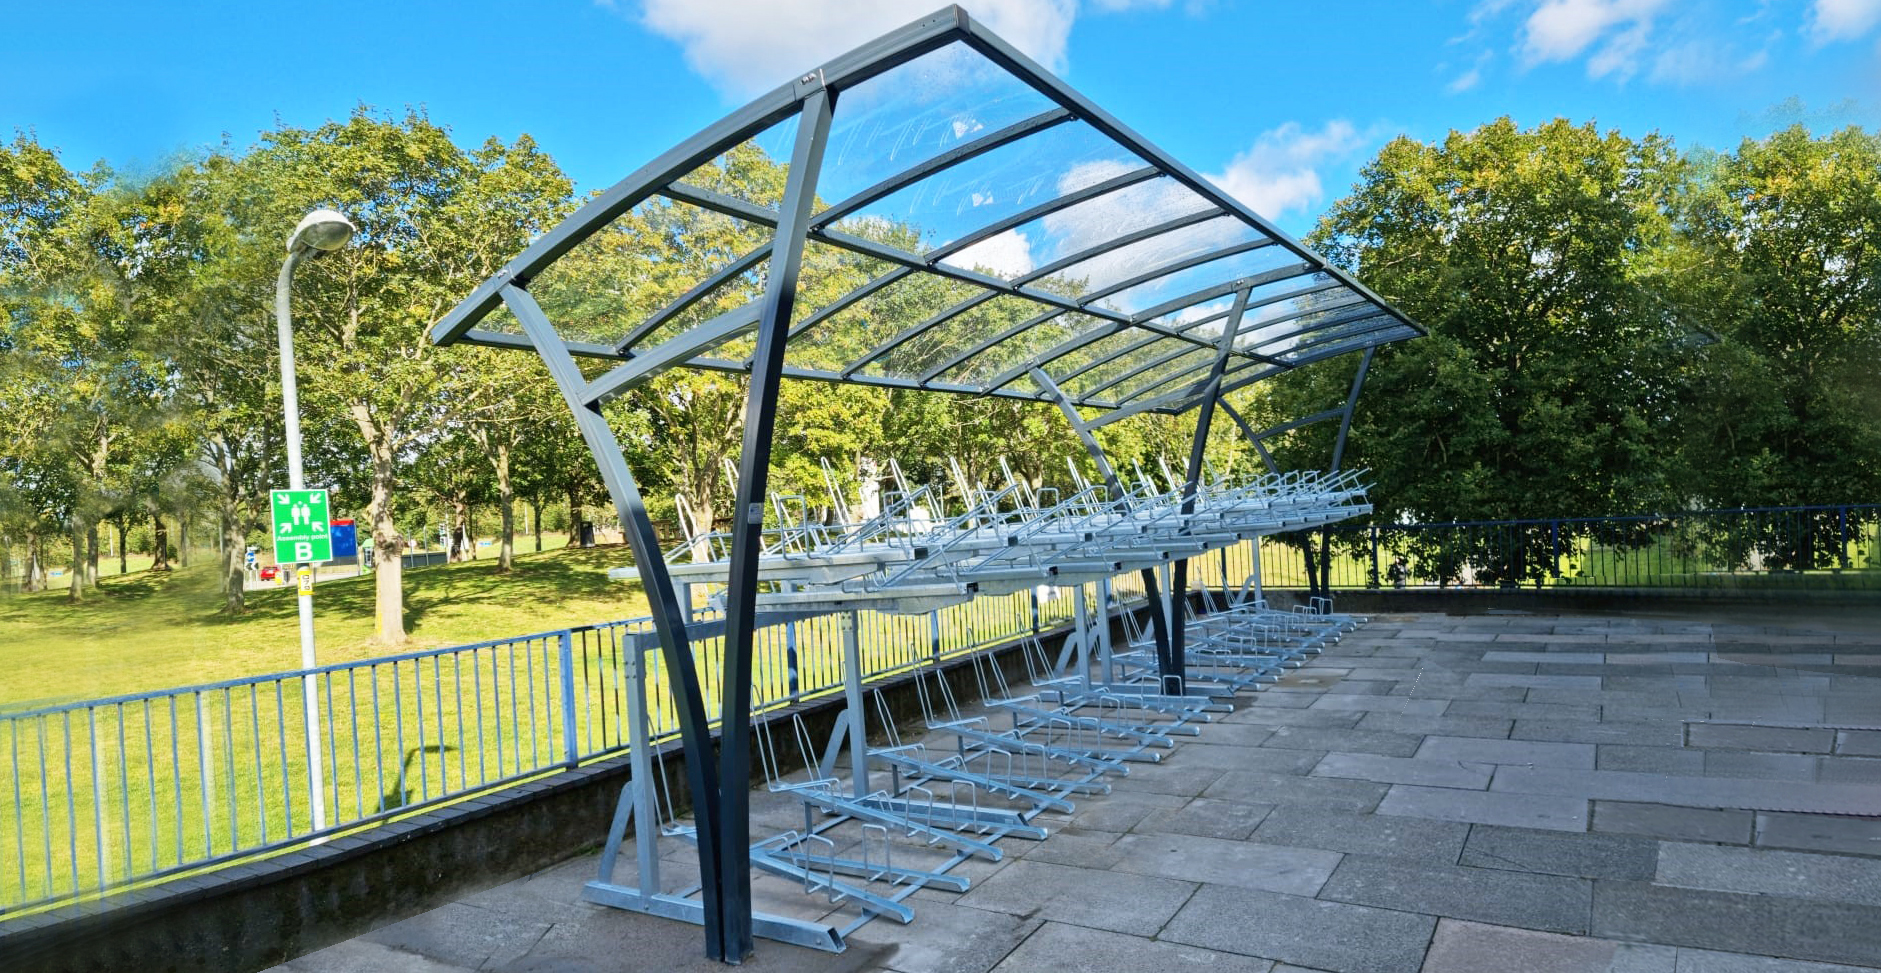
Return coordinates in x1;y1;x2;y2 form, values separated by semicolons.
203;544;642;633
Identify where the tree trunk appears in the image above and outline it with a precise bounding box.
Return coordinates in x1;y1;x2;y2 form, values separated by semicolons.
531;496;543;552
24;532;44;593
152;513;172;572
567;484;583;548
68;519;86;604
495;442;515;572
86;522;101;588
353;403;407;645
221;511;247;614
449;499;471;562
178;512;190;568
117;517;129;576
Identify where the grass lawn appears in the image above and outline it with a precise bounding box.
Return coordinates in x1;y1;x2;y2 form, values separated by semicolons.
0;541;650;710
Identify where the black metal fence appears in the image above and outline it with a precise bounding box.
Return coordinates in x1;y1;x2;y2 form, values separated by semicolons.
1257;504;1881;592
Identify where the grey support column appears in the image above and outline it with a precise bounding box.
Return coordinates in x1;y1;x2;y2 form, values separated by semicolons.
716;83;835;963
1028;366;1176;686
503;284;728;958
1169;287;1253;690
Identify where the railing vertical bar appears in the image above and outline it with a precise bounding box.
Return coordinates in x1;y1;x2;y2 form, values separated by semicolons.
559;631;578;767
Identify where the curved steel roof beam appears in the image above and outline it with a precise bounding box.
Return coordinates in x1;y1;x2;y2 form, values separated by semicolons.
971;272;1343;397
809;107;1075;230
927;166;1162;266
432;8;972;348
1075;238;1278;307
1015;207;1227;286
840;287;1001;378
914;307;1067;384
679;355;1120;409
785;266;916;341
617;239;770;355
1125;262;1313;325
955;17;1422;339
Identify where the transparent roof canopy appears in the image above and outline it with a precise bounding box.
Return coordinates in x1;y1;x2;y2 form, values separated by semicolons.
432;6;1420;422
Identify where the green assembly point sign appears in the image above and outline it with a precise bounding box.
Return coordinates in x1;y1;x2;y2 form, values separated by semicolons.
271;489;332;564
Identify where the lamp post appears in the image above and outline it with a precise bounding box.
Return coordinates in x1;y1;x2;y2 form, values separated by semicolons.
276;208;354;833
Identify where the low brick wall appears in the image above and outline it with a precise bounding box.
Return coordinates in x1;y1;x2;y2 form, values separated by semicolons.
0;615;1118;973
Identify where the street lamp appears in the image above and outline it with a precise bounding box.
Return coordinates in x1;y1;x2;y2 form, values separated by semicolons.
276;207;354;834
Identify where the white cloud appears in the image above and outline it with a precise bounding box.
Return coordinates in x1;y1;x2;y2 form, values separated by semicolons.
1208;120;1367;220
950;229;1036;278
1809;0;1881;43
633;0;1081;97
1448;65;1485;92
1521;0;1672;79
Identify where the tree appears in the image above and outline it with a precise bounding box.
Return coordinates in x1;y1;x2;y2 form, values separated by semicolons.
1676;126;1881;509
230;110;574;642
1278;118;1694;526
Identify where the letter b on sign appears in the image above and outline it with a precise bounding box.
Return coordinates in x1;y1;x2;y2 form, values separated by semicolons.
295;541;314;562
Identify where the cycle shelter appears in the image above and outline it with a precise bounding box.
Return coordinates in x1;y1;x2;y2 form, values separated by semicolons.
430;6;1420;962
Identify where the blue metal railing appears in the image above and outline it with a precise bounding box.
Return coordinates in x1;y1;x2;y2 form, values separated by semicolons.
0;581;1161;917
1255;504;1881;591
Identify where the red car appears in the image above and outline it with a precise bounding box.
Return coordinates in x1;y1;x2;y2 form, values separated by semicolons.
259;565;280;581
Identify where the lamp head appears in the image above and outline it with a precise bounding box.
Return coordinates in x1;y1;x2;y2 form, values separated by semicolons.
287;208;355;254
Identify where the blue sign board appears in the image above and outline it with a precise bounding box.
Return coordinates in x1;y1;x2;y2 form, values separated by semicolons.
330;520;358;558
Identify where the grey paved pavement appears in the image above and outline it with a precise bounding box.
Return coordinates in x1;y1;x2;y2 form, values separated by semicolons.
271;609;1881;973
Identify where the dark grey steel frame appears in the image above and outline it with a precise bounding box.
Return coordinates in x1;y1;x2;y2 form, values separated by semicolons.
430;6;1419;962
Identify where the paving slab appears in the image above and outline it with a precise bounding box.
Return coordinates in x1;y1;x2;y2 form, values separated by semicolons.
1592;801;1755;844
1108;832;1341;895
1687;724;1837;754
1377;784;1588;832
1704;750;1818;781
1835;730;1881;760
1515;720;1687;747
1204;770;1391;813
1260;725;1426;757
1313;752;1494;790
1656;842;1881;907
1598;744;1706;775
1162;885;1436;973
954;858;1195;937
1460;825;1658;880
1756;812;1881;857
1251;805;1471;865
1309;694;1452;716
1354;713;1513;740
1466;674;1603;691
988;921;1273;973
1417;736;1595;769
848;900;1039;973
1592;881;1881;969
1318;855;1592;934
1132;796;1276;840
1666;948;1881;972
1490;766;1881;815
1816;757;1881;784
1482;651;1606;665
1418;919;1619;973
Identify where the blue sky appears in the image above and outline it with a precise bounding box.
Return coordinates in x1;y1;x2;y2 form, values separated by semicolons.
5;0;1878;235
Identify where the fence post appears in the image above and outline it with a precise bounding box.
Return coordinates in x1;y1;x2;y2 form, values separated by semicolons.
1029;588;1041;634
929;610;942;663
1369;525;1381;589
558;629;579;766
1840;506;1850;571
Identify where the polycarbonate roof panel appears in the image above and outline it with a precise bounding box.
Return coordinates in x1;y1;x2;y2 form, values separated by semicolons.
432;9;1421;415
